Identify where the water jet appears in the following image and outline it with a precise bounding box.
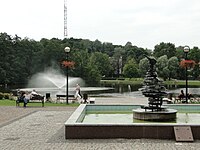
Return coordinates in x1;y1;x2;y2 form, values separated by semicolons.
18;68;112;98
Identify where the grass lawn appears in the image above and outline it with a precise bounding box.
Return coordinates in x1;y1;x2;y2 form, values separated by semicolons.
101;79;200;86
0;99;80;107
101;79;143;85
165;80;200;86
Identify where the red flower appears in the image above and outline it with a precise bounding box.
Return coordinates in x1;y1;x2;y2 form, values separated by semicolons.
61;61;75;68
180;60;195;68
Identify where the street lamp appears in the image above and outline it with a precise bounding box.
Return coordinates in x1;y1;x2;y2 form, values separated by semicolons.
64;47;70;104
183;45;190;103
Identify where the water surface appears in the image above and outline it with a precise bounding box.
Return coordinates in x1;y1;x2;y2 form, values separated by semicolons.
83;113;200;124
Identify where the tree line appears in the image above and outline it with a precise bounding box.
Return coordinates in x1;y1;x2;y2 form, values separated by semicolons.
0;32;200;88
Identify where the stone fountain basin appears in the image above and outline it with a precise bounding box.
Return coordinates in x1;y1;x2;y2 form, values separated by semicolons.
133;108;177;121
65;104;200;139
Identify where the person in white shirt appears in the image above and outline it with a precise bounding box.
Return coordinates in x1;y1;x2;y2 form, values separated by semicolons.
74;84;81;101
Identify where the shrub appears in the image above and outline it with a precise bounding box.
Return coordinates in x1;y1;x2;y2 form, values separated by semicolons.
4;93;10;99
0;92;4;100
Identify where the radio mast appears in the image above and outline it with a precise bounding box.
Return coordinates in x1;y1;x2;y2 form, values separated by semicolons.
64;0;68;38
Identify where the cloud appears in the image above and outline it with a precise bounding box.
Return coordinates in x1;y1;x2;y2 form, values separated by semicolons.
1;0;200;49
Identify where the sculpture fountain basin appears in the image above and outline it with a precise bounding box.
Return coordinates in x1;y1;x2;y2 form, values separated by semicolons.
133;108;177;121
65;104;200;139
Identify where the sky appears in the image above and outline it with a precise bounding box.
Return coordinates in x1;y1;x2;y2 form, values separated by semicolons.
1;0;200;49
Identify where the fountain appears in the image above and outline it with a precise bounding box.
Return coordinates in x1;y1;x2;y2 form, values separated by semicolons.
27;68;84;89
19;68;112;98
133;55;177;121
65;56;200;140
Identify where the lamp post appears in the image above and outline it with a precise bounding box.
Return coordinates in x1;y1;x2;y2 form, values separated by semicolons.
183;46;190;103
64;47;70;104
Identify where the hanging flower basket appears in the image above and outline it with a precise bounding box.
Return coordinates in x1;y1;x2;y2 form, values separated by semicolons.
180;60;195;69
61;61;75;68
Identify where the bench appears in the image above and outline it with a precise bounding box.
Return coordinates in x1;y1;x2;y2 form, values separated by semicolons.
56;94;76;103
16;95;45;107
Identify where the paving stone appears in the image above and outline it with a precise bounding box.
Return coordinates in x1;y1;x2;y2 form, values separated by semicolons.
1;98;200;149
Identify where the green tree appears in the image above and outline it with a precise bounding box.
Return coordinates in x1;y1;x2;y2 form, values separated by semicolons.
0;33;13;86
110;47;125;77
40;38;64;68
102;42;114;56
154;42;176;58
93;39;102;52
69;48;89;79
89;52;112;77
123;59;139;78
168;56;179;80
189;47;200;61
189;47;200;79
85;58;101;86
156;55;168;80
139;57;149;77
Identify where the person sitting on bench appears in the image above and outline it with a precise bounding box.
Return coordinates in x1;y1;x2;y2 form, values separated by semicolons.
30;89;43;99
178;90;185;100
23;92;31;107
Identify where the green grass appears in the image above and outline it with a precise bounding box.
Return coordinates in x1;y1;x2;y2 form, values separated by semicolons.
165;80;200;86
101;79;200;86
101;79;143;85
0;99;15;106
0;99;80;107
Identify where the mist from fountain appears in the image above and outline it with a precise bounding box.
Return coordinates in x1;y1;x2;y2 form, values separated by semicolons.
26;68;84;90
18;68;113;98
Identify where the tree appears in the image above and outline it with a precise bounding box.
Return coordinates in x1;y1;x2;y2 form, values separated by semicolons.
93;39;102;52
123;59;139;78
156;55;168;80
89;52;112;77
124;42;150;64
168;56;179;80
175;46;185;60
154;42;176;58
69;48;89;79
110;47;125;77
102;42;114;56
188;47;200;79
0;33;17;86
85;59;101;86
189;47;200;62
139;57;149;77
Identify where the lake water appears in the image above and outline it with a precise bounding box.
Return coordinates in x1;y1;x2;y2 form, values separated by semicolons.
11;83;200;98
98;83;200;97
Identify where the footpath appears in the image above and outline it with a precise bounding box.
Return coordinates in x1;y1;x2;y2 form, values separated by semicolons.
0;96;199;150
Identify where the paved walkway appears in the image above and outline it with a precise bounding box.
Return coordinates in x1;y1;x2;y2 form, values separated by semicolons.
0;97;200;150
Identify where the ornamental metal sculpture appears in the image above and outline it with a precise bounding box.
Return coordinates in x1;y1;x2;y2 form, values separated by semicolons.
140;55;167;111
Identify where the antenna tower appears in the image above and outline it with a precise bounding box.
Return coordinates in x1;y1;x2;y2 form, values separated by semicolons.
64;0;68;38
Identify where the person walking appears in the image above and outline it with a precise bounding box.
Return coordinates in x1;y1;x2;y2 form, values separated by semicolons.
75;84;82;101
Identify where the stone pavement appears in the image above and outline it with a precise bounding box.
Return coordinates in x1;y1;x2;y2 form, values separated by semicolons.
0;97;200;150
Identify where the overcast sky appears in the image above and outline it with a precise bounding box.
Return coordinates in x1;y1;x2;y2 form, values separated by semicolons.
1;0;200;49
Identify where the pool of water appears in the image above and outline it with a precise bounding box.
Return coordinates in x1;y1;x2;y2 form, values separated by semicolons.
65;104;200;139
83;113;200;124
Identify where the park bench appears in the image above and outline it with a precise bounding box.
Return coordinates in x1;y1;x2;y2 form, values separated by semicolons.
56;94;76;103
174;97;200;104
56;94;95;104
16;94;45;107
